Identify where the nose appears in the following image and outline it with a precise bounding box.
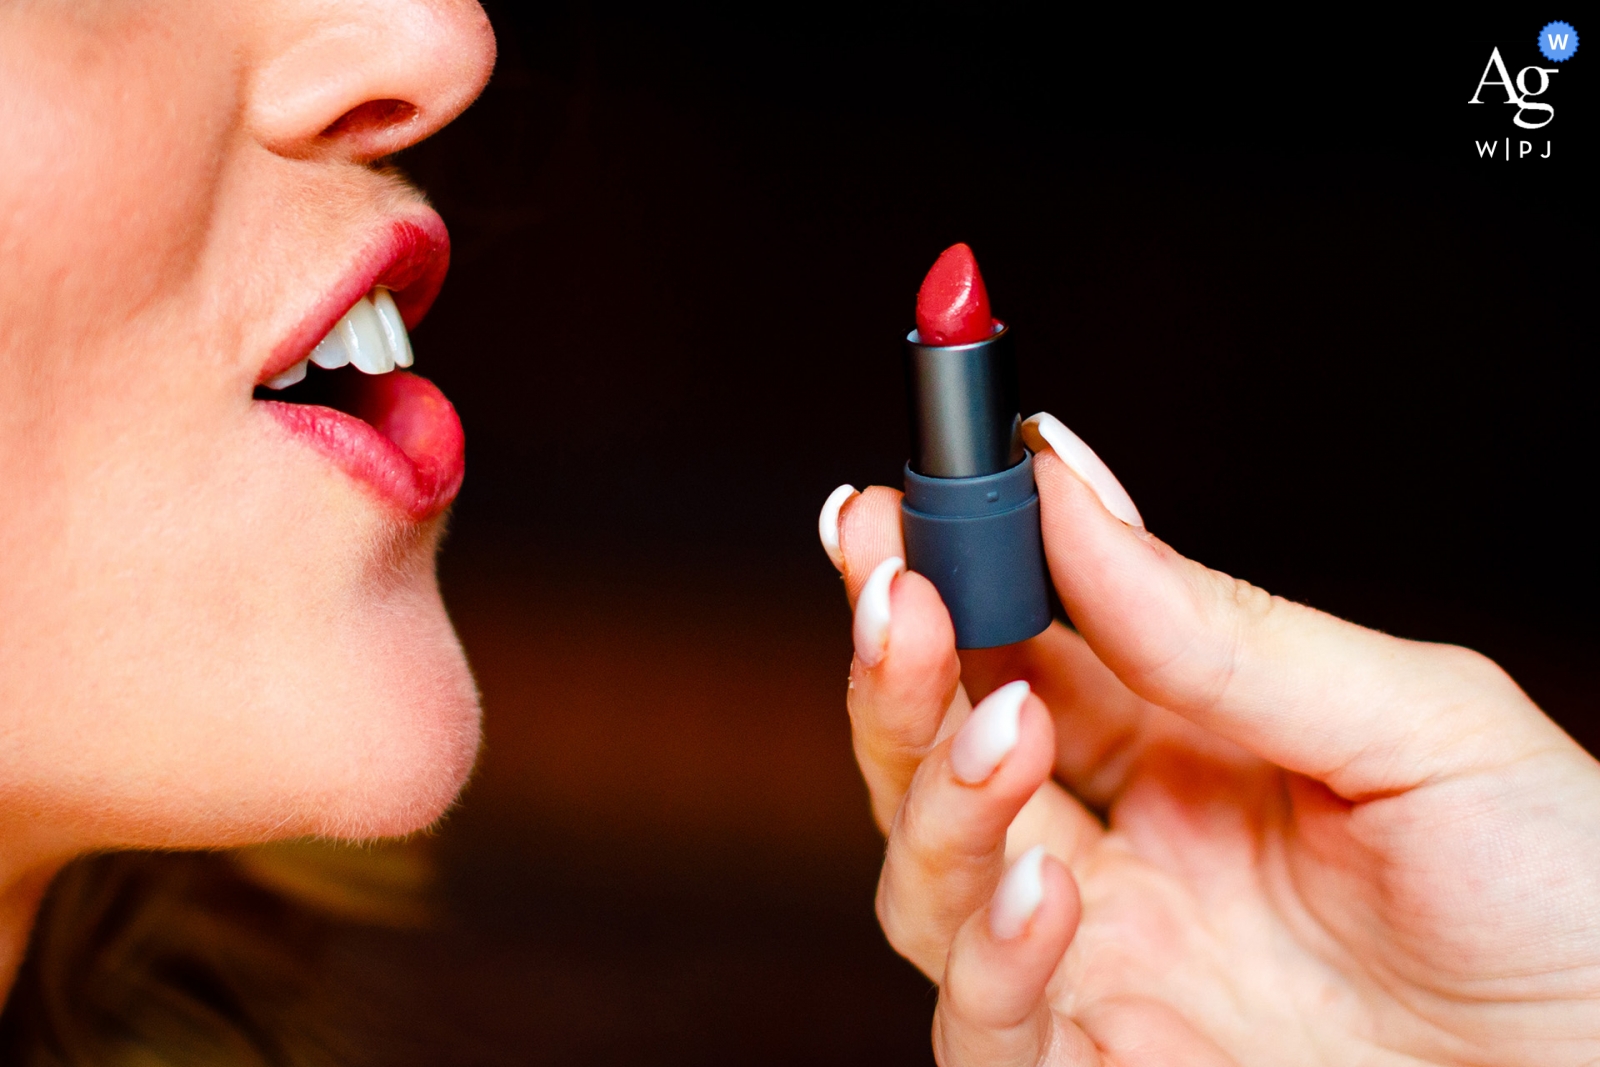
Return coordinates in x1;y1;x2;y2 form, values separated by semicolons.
246;0;496;161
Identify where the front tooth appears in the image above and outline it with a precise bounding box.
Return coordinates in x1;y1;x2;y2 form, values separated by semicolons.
371;287;413;368
265;359;309;390
344;295;394;375
310;326;350;369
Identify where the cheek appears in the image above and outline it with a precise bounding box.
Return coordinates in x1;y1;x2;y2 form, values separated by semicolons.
0;7;237;360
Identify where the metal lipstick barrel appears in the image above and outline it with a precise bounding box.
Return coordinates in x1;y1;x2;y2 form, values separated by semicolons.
901;324;1052;648
904;325;1025;477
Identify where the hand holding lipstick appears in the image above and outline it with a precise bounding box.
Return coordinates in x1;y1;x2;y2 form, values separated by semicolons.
822;419;1600;1064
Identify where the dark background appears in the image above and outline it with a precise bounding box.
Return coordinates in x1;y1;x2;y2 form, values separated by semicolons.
339;6;1593;1063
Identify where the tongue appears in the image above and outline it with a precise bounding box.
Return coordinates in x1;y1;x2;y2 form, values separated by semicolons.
352;371;464;504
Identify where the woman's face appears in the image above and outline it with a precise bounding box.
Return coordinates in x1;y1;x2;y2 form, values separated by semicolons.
0;0;495;851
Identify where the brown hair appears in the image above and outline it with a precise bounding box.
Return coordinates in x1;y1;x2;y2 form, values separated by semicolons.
0;841;431;1066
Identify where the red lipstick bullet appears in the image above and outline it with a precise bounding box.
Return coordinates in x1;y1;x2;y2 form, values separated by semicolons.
901;244;1051;648
914;242;995;346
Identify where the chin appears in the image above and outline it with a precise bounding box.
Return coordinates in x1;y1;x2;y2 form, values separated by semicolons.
300;641;482;843
280;527;484;843
126;507;485;851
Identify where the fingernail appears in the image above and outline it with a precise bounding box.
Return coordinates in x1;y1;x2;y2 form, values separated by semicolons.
818;484;857;572
1020;413;1144;529
852;556;904;668
990;845;1048;942
950;680;1030;784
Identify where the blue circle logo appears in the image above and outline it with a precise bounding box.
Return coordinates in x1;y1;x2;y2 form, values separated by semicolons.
1539;21;1579;61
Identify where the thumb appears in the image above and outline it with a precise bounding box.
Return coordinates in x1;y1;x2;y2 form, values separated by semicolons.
1020;412;1565;800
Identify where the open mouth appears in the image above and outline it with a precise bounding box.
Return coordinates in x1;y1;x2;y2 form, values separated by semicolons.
255;286;464;521
263;286;415;386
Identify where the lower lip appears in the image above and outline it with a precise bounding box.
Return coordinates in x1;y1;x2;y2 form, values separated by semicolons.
259;371;464;522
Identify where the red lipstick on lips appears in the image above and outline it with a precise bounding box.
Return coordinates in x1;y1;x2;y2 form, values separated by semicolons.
900;243;1051;648
255;216;464;522
265;372;464;521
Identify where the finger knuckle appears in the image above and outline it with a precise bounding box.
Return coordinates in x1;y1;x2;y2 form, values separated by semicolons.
848;672;960;760
895;783;989;870
1148;568;1278;713
1205;575;1302;705
1424;641;1526;707
874;876;921;962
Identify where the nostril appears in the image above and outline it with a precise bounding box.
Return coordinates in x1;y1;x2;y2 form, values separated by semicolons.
320;98;419;140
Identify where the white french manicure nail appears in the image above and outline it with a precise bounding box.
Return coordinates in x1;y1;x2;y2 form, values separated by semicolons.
818;484;857;572
852;556;904;668
1020;412;1144;529
950;680;1029;784
990;845;1048;941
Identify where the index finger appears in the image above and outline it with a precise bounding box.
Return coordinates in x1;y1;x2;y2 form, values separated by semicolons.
832;485;966;830
828;485;907;606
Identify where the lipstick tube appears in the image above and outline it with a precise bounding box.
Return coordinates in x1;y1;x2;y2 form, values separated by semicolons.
901;324;1052;648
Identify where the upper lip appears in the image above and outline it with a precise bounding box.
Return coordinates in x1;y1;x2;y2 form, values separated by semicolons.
257;212;451;385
